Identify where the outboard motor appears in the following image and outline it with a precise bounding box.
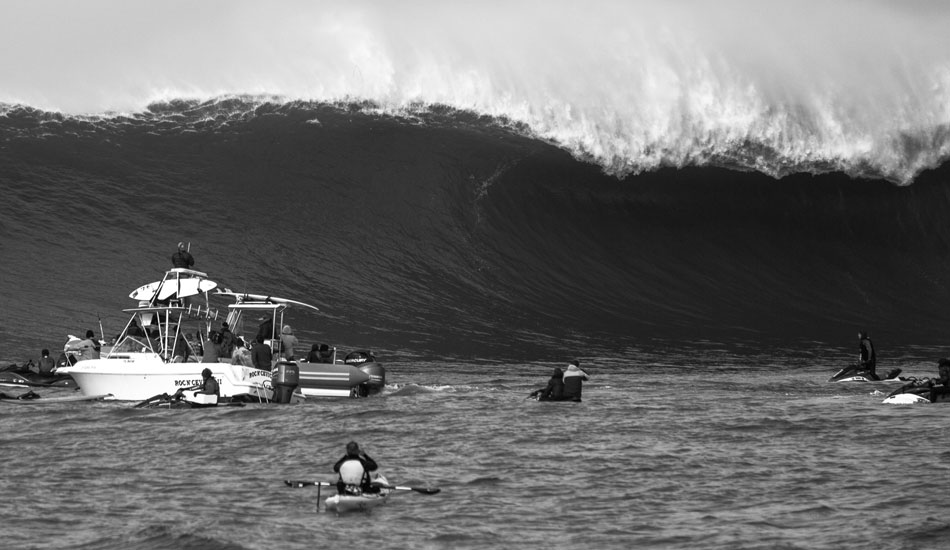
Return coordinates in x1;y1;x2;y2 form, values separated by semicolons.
344;351;386;396
359;363;386;395
272;361;299;404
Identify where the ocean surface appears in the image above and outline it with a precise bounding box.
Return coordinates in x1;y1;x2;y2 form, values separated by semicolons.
4;2;950;547
3;350;950;550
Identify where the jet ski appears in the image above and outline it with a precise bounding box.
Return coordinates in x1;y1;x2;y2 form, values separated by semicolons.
828;366;902;383
882;377;950;404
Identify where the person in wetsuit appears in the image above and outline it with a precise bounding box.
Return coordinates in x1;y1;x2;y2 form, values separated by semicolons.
928;358;950;403
858;331;878;380
36;349;55;375
562;361;590;402
194;368;220;397
333;441;380;495
538;367;566;401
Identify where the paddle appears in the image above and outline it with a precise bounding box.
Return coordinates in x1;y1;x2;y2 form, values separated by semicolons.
285;480;333;488
373;482;441;495
284;479;441;494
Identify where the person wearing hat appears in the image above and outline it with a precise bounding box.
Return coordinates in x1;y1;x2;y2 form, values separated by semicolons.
333;441;380;495
193;367;220;397
279;325;299;360
562;361;590;402
171;242;195;269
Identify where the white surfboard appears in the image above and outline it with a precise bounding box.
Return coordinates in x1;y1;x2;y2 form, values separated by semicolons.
129;278;218;301
215;289;319;311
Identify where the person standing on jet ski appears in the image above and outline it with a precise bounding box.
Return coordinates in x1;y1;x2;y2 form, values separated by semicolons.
858;331;878;380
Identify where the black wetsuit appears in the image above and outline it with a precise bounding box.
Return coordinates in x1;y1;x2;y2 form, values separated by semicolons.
860;336;877;380
172;250;195;268
539;368;565;401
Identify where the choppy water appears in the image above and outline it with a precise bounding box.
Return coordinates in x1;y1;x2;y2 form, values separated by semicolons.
4;345;948;550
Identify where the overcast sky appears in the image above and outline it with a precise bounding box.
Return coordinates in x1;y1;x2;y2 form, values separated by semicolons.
2;0;949;118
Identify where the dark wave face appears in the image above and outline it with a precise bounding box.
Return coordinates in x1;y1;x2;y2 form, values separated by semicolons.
2;99;950;361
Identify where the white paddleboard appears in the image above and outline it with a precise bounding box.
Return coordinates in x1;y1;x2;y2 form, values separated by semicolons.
129;278;217;301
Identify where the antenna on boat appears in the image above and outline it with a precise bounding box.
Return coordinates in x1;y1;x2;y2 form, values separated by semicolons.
97;312;105;342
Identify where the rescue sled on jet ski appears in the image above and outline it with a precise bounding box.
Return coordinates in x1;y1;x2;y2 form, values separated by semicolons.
828;365;903;383
133;391;239;409
881;377;950;405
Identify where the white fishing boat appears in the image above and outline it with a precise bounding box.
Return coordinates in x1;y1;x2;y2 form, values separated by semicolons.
57;267;318;402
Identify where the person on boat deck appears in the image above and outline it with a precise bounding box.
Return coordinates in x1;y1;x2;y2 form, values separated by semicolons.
333;441;380;495
539;367;566;401
35;349;55;375
127;320;146;338
280;325;299;360
256;316;274;341
858;330;878;380
171;242;195;269
306;343;321;362
202;331;221;363
171;332;191;362
70;330;101;361
562;361;590;402
306;343;333;363
219;322;237;357
927;358;950;403
251;334;273;370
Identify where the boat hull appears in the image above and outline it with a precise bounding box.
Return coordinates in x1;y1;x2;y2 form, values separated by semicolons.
58;354;272;401
291;361;371;397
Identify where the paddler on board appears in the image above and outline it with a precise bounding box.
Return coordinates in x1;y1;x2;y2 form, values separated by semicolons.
333;441;380;496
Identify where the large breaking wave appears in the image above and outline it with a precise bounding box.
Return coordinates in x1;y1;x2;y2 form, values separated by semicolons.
2;98;950;363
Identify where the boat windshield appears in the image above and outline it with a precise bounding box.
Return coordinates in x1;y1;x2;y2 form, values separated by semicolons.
111;336;155;354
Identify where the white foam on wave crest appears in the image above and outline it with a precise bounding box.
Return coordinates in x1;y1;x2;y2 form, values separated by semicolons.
2;0;950;182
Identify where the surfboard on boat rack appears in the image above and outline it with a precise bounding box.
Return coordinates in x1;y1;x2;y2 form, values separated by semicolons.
129;278;218;301
215;289;319;311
